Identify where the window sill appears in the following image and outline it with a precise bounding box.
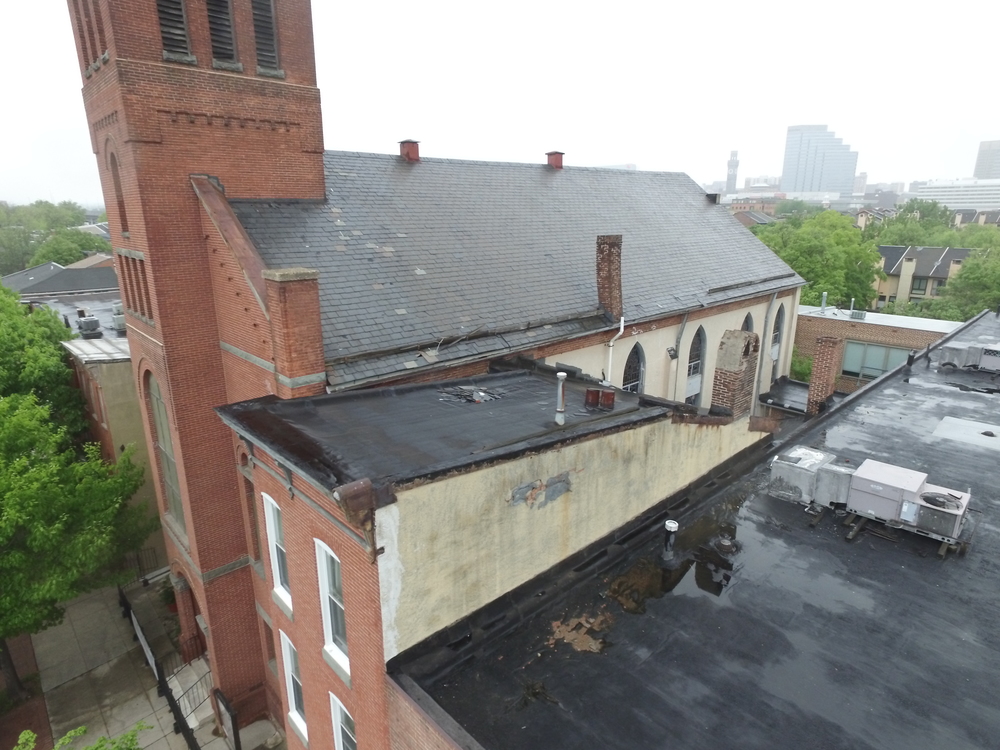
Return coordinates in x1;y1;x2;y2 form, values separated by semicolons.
163;50;198;65
213;59;244;72
321;646;351;689
286;712;308;747
272;588;293;621
257;66;286;79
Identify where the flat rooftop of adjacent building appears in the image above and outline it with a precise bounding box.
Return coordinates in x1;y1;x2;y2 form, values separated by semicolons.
799;304;964;334
217;370;668;488
62;336;131;363
40;291;126;339
407;311;1000;750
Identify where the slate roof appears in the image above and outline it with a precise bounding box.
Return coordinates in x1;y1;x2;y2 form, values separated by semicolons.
7;266;119;297
1;262;64;292
879;245;972;278
231;152;802;374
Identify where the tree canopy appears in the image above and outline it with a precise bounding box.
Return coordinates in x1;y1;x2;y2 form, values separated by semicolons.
0;286;85;434
752;210;882;308
0;201;106;276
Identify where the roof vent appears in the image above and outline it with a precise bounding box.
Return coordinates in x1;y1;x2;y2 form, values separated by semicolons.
546;151;564;170
399;140;420;162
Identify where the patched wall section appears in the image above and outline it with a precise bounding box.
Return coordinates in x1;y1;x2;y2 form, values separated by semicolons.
712;330;760;417
376;415;765;659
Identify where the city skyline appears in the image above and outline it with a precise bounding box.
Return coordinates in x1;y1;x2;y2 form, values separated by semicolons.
1;0;996;206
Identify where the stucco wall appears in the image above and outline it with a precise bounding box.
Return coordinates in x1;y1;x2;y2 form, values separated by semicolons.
542;294;796;405
376;415;765;659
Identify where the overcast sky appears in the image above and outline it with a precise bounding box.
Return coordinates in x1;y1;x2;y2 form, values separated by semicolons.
2;0;995;207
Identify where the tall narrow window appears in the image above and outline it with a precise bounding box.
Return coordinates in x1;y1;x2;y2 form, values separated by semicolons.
771;305;785;382
315;540;349;675
251;0;279;69
280;632;308;741
263;494;292;610
157;0;190;56
148;375;185;534
109;152;129;234
206;0;236;62
742;313;754;333
71;0;94;65
621;343;644;393
685;327;706;406
330;694;357;750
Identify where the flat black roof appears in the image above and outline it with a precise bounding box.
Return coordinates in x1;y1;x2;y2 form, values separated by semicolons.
216;370;669;489
409;311;1000;750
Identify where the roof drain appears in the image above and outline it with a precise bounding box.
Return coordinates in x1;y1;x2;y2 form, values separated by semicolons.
603;317;625;385
555;372;567;426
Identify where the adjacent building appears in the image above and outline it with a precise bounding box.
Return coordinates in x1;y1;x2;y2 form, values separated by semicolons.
973;140;1000;179
779;125;858;197
793;304;961;393
917;179;1000;211
873;245;971;307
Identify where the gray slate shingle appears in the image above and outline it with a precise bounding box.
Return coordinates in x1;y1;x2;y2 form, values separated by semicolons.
231;152;802;365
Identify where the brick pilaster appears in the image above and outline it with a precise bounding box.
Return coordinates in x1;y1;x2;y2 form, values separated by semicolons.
807;336;845;414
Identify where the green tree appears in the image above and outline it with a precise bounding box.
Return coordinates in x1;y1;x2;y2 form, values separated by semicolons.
776;199;824;219
0;395;153;703
27;236;86;267
0;286;85;434
0;227;34;276
753;210;882;308
13;722;149;750
937;248;1000;319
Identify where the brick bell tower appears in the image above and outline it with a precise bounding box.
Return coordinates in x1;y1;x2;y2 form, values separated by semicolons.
65;0;325;721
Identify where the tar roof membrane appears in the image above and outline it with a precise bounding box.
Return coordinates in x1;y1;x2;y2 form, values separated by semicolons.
216;370;668;488
408;311;1000;750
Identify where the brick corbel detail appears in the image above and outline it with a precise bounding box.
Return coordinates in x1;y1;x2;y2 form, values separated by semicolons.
263;268;326;398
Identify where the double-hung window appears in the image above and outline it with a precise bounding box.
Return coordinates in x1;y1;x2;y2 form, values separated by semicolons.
263;494;291;611
279;631;307;742
315;540;349;675
330;693;357;750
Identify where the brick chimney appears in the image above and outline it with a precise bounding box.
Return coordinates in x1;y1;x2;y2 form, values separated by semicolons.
400;140;420;162
596;235;623;321
263;268;327;399
712;330;760;418
807;336;845;415
546;151;564;169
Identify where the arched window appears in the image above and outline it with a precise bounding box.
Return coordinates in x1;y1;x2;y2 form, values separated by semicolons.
771;305;785;381
622;343;645;393
147;374;184;532
109;151;129;234
686;327;706;406
742;313;754;333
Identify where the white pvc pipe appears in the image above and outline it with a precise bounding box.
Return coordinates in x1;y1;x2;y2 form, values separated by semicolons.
605;317;625;385
555;372;567;426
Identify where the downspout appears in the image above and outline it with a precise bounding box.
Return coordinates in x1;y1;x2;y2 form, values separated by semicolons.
752;292;779;413
670;313;689;402
604;317;625;385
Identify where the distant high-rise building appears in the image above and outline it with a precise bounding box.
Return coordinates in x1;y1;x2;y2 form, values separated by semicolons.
974;141;1000;179
726;151;739;194
909;180;928;194
780;125;858;196
854;172;868;195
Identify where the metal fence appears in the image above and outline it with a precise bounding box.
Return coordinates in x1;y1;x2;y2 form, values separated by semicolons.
215;689;242;750
118;586;204;750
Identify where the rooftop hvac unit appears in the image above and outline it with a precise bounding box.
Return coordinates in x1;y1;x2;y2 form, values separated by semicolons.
938;343;1000;372
76;316;104;339
850;309;867;320
769;446;974;547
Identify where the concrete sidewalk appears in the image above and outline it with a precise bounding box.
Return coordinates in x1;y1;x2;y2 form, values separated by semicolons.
31;587;224;750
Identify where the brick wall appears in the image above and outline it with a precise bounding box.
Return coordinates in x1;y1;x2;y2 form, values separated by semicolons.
807;337;845;414
711;330;760;417
795;314;945;394
249;448;391;750
385;678;463;750
70;0;327;729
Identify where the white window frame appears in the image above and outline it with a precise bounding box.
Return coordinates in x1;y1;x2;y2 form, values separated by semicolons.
330;693;356;750
263;493;292;611
279;631;307;742
314;539;350;675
